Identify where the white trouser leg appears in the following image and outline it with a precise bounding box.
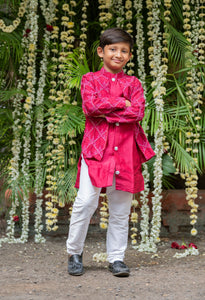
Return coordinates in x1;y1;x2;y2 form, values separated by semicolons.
106;181;132;263
66;157;101;255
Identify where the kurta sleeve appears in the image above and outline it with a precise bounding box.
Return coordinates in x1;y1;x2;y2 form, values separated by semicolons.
105;78;145;123
81;72;126;117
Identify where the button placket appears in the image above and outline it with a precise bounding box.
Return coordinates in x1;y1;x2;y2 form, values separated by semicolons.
114;118;120;176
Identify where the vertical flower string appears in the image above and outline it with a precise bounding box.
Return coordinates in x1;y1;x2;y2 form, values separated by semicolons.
0;1;33;246
181;0;204;240
98;0;113;32
124;0;134;75
148;0;171;251
132;0;151;250
45;1;77;232
130;197;139;246
33;0;57;243
112;0;124;28
19;0;39;243
99;194;109;230
137;0;170;252
79;0;89;60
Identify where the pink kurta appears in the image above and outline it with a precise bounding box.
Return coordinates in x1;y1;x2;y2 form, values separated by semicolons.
75;67;155;193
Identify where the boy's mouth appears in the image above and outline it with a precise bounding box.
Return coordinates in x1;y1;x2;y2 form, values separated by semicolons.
113;59;122;63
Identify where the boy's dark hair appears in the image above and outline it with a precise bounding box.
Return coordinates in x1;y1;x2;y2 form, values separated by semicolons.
99;27;134;50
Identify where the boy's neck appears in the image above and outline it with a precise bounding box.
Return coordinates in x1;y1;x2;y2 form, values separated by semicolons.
103;66;123;74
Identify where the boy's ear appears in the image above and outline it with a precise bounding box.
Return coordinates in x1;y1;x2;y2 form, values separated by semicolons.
97;46;104;58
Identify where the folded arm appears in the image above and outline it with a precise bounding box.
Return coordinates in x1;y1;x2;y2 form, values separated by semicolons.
105;78;145;123
81;73;126;117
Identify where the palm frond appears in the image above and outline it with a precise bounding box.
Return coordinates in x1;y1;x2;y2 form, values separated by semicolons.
56;167;77;203
166;23;190;67
55;104;85;136
168;138;200;174
0;88;27;102
64;51;90;90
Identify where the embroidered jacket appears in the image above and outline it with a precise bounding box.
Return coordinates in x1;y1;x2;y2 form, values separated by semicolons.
80;67;155;163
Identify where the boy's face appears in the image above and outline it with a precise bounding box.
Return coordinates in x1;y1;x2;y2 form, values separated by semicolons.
97;42;132;74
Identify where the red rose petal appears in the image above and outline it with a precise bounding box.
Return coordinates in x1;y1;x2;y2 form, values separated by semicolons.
171;242;180;249
189;243;197;249
179;245;187;249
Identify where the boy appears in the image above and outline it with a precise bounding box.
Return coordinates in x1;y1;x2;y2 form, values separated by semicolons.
66;28;155;277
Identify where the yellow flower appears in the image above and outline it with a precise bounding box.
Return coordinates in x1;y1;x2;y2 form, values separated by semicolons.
45;193;52;198
130;227;138;232
29;43;35;52
62;4;69;11
131;233;137;239
52;225;58;231
100;222;108;229
24;103;31;111
25;97;32;104
100;206;107;212
131;239;137;245
100;211;109;217
191;228;197;236
46;219;54;225
52;208;59;214
132;200;138;208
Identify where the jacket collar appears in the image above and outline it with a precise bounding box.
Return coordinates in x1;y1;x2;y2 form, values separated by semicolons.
100;66;125;80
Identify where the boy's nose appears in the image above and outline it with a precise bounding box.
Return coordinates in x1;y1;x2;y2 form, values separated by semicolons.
115;51;122;57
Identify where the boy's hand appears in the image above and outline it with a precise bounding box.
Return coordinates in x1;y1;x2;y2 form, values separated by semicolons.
125;100;131;107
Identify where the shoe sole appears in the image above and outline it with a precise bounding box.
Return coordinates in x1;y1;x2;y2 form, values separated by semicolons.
68;271;84;276
113;271;130;277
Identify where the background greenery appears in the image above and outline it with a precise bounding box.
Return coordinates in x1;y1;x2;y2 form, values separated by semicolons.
0;0;204;203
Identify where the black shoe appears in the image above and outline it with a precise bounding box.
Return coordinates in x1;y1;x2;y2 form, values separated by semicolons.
109;260;130;277
68;254;84;276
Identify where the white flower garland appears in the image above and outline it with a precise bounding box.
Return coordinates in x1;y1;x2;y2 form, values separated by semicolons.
20;0;39;243
173;247;199;258
182;0;204;237
45;0;78;231
34;0;57;243
98;0;113;31
0;12;32;246
112;0;124;28
136;0;170;253
124;0;134;75
79;0;89;60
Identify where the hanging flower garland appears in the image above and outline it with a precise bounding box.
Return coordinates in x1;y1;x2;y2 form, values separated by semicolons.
132;0;150;249
45;1;77;232
1;0;39;244
182;0;204;240
34;0;57;243
124;0;134;75
136;0;170;253
0;0;28;33
112;0;124;28
133;0;147;88
148;0;171;251
99;194;109;230
0;4;35;245
79;0;89;60
20;0;39;243
98;0;113;31
130;197;139;246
